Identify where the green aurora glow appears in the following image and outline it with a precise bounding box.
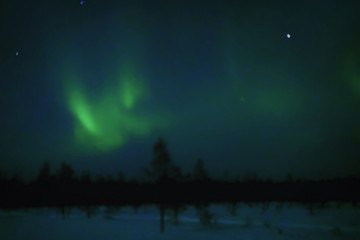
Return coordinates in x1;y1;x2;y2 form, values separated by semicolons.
1;0;359;180
63;67;157;151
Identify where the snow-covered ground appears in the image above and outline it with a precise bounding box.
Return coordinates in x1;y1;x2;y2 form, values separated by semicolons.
0;202;359;240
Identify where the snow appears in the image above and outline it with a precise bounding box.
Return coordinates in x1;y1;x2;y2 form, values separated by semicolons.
0;202;359;240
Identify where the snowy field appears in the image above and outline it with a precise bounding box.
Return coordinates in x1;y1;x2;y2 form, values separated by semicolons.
0;202;359;240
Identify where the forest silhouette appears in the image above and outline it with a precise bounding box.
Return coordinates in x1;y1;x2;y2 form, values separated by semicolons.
1;137;359;209
1;137;359;232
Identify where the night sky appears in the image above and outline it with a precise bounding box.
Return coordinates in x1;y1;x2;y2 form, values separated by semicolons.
1;0;359;180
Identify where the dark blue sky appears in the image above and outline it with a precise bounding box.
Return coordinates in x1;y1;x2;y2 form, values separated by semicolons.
1;0;359;180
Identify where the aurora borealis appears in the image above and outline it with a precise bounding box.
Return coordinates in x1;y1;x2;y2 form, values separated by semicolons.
0;0;359;180
64;65;153;151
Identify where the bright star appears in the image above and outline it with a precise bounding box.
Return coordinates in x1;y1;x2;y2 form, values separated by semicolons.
286;34;291;39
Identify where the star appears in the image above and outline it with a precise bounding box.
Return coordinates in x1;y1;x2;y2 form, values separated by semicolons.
15;51;19;56
80;1;84;5
286;34;291;39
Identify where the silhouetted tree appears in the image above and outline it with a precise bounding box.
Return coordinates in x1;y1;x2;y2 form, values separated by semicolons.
37;161;51;183
193;158;209;182
58;162;75;184
146;137;172;183
144;138;177;233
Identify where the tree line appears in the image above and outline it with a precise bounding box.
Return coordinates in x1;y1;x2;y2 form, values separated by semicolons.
0;137;359;209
